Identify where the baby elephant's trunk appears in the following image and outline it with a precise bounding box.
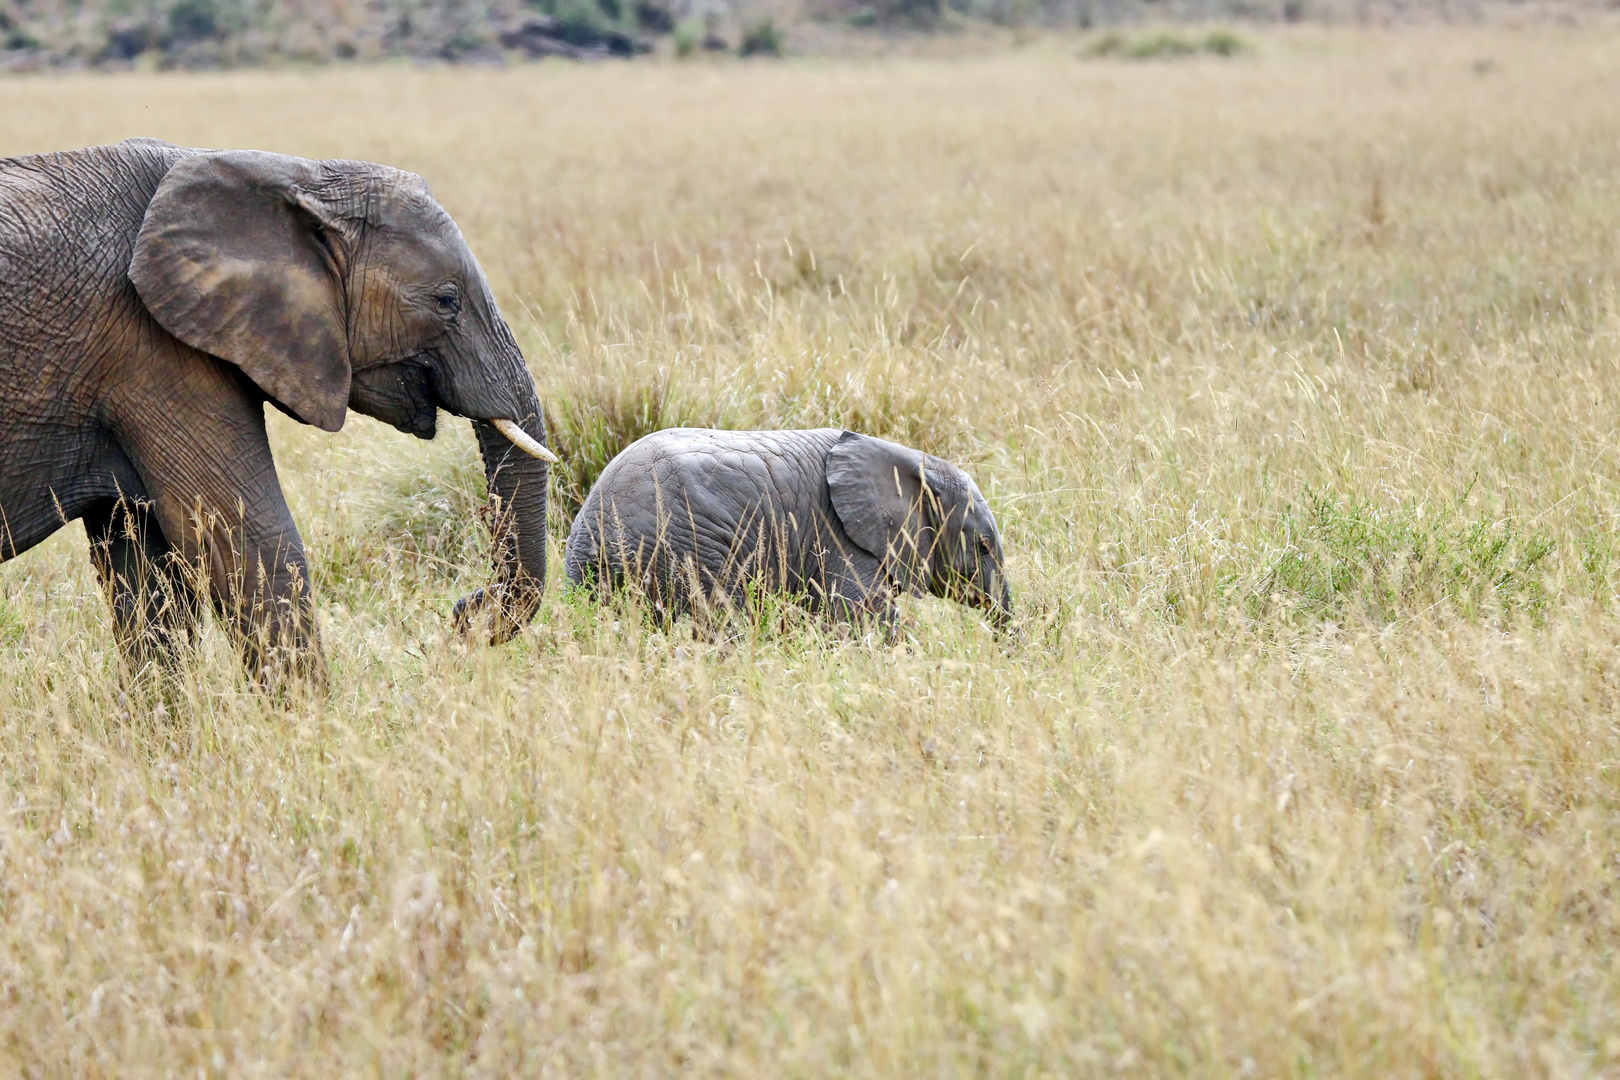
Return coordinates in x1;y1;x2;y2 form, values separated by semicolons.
945;555;1013;632
982;568;1013;632
991;576;1013;631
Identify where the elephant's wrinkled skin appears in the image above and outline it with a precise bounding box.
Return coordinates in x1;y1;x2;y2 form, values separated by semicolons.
564;428;1012;630
0;138;553;684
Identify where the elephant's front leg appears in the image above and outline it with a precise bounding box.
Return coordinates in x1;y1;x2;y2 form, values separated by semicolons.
120;375;326;690
198;502;325;688
84;496;203;676
821;575;901;638
803;533;900;636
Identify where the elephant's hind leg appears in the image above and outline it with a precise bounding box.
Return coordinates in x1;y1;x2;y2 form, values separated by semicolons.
84;497;203;675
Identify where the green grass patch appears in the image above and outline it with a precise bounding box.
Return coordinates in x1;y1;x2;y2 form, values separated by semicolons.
1235;488;1555;627
0;595;25;648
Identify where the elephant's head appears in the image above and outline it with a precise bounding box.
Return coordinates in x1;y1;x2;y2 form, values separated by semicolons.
127;149;553;642
826;431;1013;629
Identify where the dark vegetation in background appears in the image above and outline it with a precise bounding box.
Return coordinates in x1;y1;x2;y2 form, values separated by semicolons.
810;0;1538;32
0;0;1546;70
0;0;681;69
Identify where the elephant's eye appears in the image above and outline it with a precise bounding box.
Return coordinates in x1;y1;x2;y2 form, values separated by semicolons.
434;290;461;317
978;534;992;554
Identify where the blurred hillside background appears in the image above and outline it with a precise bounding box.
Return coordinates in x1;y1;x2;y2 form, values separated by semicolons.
2;0;1614;72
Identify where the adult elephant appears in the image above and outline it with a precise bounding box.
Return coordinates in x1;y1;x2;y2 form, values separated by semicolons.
0;137;555;684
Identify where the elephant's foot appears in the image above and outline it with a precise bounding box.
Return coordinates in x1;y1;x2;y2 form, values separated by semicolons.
233;621;328;696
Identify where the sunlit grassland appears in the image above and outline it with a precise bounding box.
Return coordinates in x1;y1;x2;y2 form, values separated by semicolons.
1;29;1619;1075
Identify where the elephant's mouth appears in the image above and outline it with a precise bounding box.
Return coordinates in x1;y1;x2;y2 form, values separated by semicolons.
411;351;556;463
970;566;1012;631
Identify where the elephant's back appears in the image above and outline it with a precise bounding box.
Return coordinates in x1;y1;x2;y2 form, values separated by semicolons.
599;426;841;491
0;139;189;245
0;139;191;355
563;427;843;586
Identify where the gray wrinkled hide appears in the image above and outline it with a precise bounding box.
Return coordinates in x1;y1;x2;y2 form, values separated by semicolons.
565;428;889;622
0;138;550;684
564;428;1012;628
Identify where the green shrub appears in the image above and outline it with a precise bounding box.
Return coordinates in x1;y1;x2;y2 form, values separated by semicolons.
544;375;723;523
738;17;781;58
551;0;618;47
1084;29;1246;60
672;19;698;57
167;0;219;43
1126;32;1197;58
1201;29;1244;56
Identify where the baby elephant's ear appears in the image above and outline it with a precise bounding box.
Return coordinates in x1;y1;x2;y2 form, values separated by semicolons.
129;150;352;432
826;430;931;593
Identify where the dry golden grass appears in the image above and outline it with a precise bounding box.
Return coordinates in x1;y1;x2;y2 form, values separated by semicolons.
3;29;1620;1076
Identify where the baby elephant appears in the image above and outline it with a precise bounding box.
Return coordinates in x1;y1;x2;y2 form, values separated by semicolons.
563;428;1012;630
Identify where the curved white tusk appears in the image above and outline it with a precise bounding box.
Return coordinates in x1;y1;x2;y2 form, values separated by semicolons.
492;418;559;464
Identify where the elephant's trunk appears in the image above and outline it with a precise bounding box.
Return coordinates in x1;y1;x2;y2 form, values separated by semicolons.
962;554;1013;634
990;574;1013;632
434;284;555;643
453;414;550;643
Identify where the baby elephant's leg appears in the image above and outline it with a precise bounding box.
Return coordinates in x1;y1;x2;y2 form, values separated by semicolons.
805;549;899;637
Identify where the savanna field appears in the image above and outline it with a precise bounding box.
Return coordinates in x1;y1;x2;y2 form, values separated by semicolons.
1;29;1618;1075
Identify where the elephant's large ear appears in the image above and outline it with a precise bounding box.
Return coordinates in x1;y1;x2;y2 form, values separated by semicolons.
129;150;351;432
826;430;933;594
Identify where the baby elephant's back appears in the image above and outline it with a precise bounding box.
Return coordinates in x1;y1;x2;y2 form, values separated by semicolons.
563;427;845;589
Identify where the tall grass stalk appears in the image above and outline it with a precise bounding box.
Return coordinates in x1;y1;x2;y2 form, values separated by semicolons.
1;29;1619;1073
